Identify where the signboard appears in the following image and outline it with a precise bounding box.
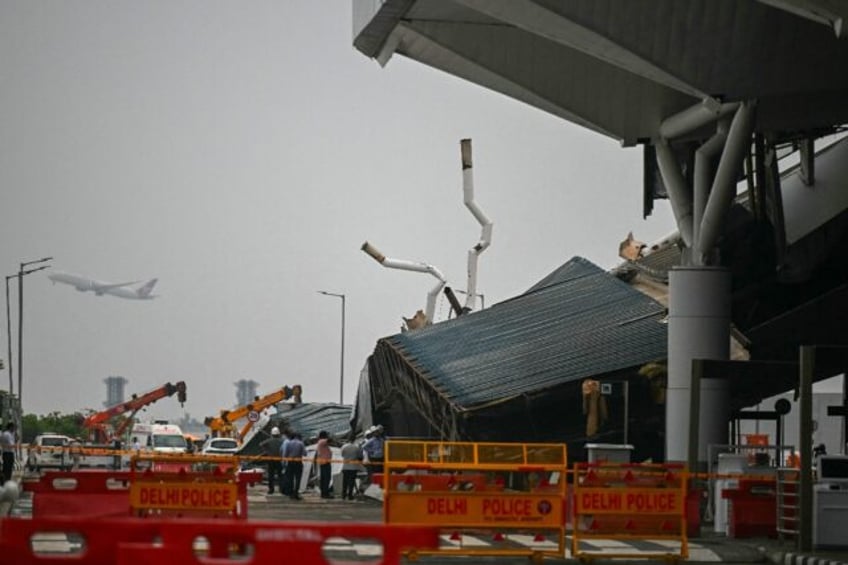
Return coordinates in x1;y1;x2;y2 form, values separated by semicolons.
575;487;682;515
247;410;260;423
387;493;562;527
130;481;238;512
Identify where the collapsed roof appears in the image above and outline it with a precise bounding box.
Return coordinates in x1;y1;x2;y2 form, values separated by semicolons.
362;256;668;460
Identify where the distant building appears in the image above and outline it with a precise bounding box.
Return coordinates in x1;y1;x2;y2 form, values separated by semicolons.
104;376;127;408
235;379;259;408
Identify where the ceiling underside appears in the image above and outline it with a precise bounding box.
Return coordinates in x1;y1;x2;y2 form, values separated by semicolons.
354;0;848;145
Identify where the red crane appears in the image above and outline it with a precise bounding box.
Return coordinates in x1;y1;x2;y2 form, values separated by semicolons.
83;381;187;444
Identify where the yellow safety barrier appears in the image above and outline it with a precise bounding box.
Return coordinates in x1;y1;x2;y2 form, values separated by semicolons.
128;453;250;518
383;440;568;561
572;462;689;561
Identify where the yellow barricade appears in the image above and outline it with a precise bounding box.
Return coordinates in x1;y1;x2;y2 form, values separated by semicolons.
128;453;244;518
572;462;689;561
383;440;568;561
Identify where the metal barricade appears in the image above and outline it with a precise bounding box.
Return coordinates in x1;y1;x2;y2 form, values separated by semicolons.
129;453;257;519
572;462;689;561
383;440;568;561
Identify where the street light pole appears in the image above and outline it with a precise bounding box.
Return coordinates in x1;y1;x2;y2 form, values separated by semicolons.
318;291;345;404
17;257;52;413
5;275;13;395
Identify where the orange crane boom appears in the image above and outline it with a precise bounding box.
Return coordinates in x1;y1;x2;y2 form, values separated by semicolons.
205;385;302;442
83;381;188;443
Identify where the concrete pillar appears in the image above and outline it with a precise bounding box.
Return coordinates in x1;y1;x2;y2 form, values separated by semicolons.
667;266;731;462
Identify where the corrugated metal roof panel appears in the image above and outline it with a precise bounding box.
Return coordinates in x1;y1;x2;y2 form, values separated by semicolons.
384;257;667;408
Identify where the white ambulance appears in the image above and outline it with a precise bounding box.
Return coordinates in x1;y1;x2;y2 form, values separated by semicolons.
130;421;188;454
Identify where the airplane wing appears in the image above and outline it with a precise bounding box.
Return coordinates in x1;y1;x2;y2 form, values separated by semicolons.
92;280;141;291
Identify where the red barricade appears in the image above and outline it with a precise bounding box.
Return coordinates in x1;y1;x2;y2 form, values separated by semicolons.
24;470;132;519
24;469;264;519
0;516;441;565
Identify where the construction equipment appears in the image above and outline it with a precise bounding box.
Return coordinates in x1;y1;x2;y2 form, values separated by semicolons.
205;385;302;442
82;381;187;444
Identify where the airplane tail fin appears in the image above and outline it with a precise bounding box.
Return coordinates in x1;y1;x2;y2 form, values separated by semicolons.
137;278;158;298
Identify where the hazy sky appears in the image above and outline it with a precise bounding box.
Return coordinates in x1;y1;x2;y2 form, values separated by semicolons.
0;2;678;423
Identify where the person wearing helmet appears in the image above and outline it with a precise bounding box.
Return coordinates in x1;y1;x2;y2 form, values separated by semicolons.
260;426;284;495
363;425;385;478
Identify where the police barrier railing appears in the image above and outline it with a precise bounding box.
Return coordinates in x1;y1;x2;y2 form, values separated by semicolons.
23;470;133;518
128;453;262;519
383;440;568;561
572;462;689;561
0;516;441;565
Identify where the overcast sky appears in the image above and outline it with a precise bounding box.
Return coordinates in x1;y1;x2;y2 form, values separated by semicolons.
0;2;679;423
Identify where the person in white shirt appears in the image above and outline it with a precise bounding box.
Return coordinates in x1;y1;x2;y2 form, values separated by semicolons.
0;422;17;485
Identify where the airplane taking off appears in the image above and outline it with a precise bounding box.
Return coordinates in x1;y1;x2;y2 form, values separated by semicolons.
47;271;158;300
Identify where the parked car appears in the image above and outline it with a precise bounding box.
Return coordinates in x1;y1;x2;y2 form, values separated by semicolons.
26;433;73;471
201;437;239;456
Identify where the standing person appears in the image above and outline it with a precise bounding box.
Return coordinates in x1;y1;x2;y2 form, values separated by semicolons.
279;430;291;495
69;438;83;471
282;432;305;500
260;427;284;495
314;430;333;499
340;434;364;501
363;425;385;477
1;422;17;485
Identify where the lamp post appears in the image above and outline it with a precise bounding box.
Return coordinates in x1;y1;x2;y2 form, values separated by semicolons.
317;291;345;404
17;257;52;413
5;275;13;395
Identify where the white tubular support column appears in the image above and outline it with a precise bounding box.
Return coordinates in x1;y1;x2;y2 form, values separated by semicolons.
656;140;694;248
461;138;492;311
667;266;731;463
660;98;739;140
692;129;728;262
361;241;447;324
699;101;756;252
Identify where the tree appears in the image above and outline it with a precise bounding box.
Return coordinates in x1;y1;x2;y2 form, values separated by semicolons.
21;411;86;443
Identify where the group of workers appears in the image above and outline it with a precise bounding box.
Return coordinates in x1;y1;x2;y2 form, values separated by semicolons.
259;423;385;501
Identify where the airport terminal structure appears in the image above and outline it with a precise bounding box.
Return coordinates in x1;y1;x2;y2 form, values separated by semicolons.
352;0;848;466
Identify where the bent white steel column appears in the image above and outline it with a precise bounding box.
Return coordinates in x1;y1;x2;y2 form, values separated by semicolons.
667;266;731;462
361;241;447;324
460;138;492;312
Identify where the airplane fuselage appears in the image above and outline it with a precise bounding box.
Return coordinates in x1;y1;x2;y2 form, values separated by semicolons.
48;271;157;300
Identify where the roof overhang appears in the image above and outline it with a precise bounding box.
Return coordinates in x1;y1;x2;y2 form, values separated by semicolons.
354;0;848;146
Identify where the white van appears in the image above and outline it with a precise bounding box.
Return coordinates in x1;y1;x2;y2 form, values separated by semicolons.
130;422;188;454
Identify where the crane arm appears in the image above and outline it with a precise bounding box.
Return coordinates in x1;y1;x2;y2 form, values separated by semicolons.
83;381;188;439
204;385;302;438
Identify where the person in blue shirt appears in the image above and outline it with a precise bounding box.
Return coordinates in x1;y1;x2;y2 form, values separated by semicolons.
363;425;385;478
281;432;306;500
